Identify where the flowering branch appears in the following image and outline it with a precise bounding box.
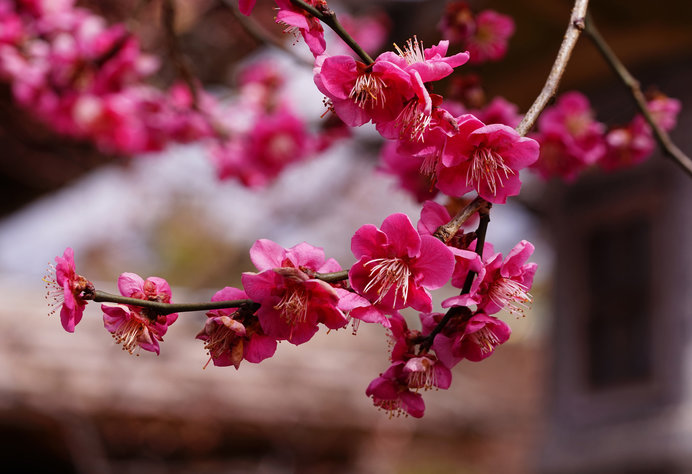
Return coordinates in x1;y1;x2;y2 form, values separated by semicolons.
221;0;313;67
288;0;374;64
418;206;491;351
515;0;590;136
89;289;256;315
583;12;692;178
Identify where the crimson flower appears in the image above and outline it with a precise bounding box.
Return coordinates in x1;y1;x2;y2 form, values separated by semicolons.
44;247;93;333
102;272;178;355
349;213;455;312
241;239;348;345
196;286;276;369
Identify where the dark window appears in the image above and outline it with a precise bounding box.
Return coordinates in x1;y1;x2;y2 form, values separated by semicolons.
586;219;652;389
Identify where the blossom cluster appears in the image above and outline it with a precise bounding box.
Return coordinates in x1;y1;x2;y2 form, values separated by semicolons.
530;90;681;180
40;0;680;421
0;0;352;187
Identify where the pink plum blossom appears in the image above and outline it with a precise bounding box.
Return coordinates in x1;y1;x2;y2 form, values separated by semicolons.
423;311;511;366
465;10;515;63
443;240;536;316
102;272;178;355
366;362;426;418
646;94;681;131
599;116;655;172
387;313;453;391
241;240;348;345
44;247;93;332
436;114;540;203
314;53;412;127
275;0;327;57
349;213;455;312
196;287;276;369
438;2;476;44
376;38;469;141
531;91;606;180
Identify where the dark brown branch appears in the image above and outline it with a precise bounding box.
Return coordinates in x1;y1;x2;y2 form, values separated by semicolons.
89;290;257;315
433;196;488;244
583;12;692;178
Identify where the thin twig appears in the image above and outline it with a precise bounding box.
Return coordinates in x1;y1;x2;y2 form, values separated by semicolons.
90;290;256;315
583;12;692;178
314;270;349;283
433;196;488;244
515;0;590;136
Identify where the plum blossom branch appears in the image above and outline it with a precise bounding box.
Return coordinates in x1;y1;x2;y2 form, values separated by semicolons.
583;13;692;178
221;0;313;67
515;0;590;136
288;0;374;64
418;205;492;351
90;290;257;315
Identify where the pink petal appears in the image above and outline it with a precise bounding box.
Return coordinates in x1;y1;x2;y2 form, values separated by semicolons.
412;235;455;289
249;239;286;271
117;272;145;297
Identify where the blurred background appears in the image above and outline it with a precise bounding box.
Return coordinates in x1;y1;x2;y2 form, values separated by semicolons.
0;0;691;472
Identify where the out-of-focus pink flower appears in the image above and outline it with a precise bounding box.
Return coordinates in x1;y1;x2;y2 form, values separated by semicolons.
378;140;438;203
437;114;539;203
238;0;256;16
471;96;521;128
275;0;327;57
241;240;347;345
44;247;93;332
328;11;390;57
531;91;606;180
599;116;655;172
465;10;515;63
102;272;178;355
443;240;536;316
366;362;426;418
646;94;681;132
438;2;476;44
349;213;455;312
196;287;276;369
212;106;314;188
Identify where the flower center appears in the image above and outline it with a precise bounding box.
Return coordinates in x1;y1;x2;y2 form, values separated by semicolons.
363;257;411;307
43;264;64;316
394;36;426;65
406;357;438;390
111;316;152;356
467;147;515;196
488;277;532;316
274;287;309;325
469;326;501;355
397;98;431;142
349;73;386;109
